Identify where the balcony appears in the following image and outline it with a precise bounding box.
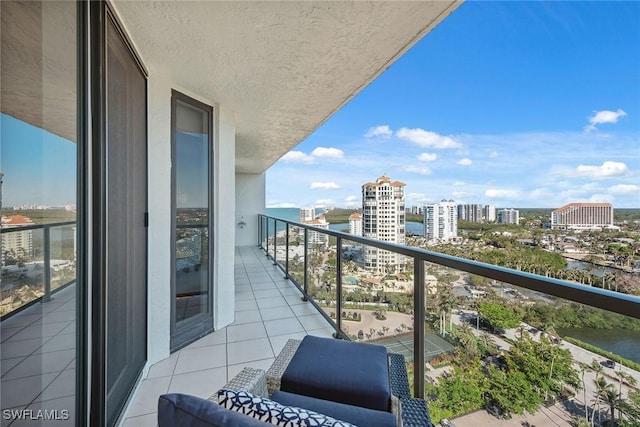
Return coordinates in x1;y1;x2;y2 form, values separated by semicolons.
256;214;640;426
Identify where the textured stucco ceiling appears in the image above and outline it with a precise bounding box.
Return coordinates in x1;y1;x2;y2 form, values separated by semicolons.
112;1;462;174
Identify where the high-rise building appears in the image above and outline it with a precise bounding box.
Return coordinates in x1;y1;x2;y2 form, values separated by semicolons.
299;207;315;223
551;203;614;230
303;215;330;246
1;215;34;263
498;208;520;224
362;175;405;271
484;204;496;222
457;204;483;222
424;200;458;241
348;212;362;236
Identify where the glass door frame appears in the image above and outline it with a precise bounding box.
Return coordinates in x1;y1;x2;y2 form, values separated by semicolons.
170;89;214;351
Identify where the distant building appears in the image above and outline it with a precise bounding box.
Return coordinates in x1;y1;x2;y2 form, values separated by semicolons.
498;208;520;224
484;204;496;222
299;207;315;223
406;205;422;215
551;203;614;230
1;215;34;263
457;204;483;222
362;174;405;271
423;200;458;241
348;212;362;236
302;215;329;247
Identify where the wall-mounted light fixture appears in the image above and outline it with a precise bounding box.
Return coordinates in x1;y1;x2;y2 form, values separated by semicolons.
238;216;246;228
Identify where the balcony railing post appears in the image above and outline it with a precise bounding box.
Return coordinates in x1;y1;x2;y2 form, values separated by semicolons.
258;214;262;248
334;236;343;339
284;223;290;279
43;224;52;302
302;228;308;302
413;258;425;398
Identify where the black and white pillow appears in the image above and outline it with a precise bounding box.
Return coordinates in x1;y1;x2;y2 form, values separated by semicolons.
217;389;356;427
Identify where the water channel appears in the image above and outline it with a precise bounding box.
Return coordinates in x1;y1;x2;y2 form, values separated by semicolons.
557;327;640;364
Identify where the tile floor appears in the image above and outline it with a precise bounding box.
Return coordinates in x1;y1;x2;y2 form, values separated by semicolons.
0;246;335;427
120;246;335;426
0;284;77;427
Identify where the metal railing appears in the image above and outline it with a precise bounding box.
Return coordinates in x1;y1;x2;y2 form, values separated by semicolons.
258;214;640;398
1;220;76;320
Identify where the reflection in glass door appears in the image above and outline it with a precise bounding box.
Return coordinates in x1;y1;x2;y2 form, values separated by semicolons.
171;91;213;350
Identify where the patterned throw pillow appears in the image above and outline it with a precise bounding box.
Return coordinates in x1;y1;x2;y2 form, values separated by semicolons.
217;389;357;427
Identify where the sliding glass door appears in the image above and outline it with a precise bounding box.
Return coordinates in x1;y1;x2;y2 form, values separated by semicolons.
170;91;213;351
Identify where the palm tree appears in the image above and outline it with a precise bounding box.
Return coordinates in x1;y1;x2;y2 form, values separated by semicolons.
616;369;637;419
578;362;590;424
601;384;620;424
591;360;604;427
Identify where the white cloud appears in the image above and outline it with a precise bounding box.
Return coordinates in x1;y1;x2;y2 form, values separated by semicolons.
417;153;437;162
452;181;467;187
452;191;475;199
315;199;334;206
396;127;462;149
281;151;315;164
584;109;627;133
405;193;433;204
312;147;344;159
345;195;358;202
457;158;472;166
266;202;297;208
364;125;393;138
404;165;432;175
488;151;498;158
485;189;521;199
589;193;615;203
609;184;639;196
575;161;630;179
311;182;340;190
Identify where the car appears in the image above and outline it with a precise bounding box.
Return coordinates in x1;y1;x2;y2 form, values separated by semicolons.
602;359;615;368
486;404;507;419
440;419;456;427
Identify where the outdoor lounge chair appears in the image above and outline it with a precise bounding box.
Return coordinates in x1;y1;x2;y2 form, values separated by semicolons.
158;336;432;427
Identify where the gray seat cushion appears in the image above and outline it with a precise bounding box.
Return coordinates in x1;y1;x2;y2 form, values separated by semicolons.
281;335;391;411
158;393;269;427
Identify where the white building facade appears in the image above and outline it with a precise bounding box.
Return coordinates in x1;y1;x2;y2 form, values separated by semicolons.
551;203;614;230
349;212;362;236
362;175;405;271
498;208;520;224
484;204;496;222
423;200;458;241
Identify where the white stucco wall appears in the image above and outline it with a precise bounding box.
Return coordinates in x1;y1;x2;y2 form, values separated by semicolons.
146;72;237;364
214;106;236;329
235;173;266;247
147;71;172;365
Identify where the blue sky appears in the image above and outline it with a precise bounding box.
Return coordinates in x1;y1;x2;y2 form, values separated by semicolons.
266;1;640;209
1;114;76;207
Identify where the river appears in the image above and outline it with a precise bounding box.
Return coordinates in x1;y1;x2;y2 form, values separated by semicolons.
558;327;640;364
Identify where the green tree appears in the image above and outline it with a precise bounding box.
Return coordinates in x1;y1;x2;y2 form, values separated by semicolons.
478;300;521;331
485;365;542;416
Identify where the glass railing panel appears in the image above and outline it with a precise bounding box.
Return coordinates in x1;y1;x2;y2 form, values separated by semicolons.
287;224;305;290
305;234;335;323
49;223;77;291
274;220;286;267
260;215;267;249
267;218;276;260
424;270;640;426
1;227;45;317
